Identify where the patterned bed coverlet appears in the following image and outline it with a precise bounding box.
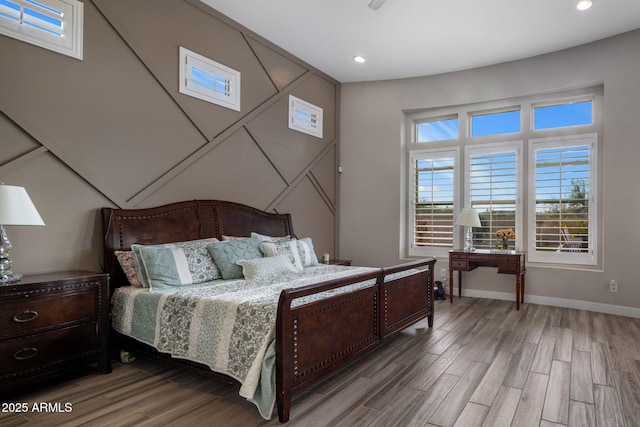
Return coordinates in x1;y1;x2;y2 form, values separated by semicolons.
111;264;418;419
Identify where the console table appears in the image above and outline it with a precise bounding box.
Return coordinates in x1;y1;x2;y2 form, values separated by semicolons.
448;249;526;310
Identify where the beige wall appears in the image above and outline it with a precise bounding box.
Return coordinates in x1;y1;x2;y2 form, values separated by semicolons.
0;0;340;275
340;29;640;314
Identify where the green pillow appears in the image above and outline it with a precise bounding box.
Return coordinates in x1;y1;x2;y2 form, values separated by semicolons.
207;238;263;279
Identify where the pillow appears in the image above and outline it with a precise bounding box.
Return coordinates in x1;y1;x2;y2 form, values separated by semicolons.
221;235;247;241
207;238;263;279
260;239;303;271
296;237;319;266
250;232;291;242
236;254;298;280
114;250;143;287
131;237;221;288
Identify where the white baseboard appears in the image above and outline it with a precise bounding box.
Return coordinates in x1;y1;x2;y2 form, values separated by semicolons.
445;286;640;319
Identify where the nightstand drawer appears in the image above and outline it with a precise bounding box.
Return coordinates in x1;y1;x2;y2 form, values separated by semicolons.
0;323;97;377
0;289;97;339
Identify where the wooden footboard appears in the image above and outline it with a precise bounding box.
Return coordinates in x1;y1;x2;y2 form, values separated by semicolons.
275;258;435;422
381;258;436;338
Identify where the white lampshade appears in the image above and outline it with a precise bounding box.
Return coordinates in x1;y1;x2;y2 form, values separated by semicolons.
455;208;481;228
0;184;45;226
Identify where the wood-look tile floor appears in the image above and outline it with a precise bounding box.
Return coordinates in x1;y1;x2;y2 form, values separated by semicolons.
3;297;640;426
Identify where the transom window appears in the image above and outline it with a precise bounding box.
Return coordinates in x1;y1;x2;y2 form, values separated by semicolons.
404;88;601;266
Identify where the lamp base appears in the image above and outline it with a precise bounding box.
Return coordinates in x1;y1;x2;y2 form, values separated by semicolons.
0;225;22;284
464;227;476;252
0;272;23;284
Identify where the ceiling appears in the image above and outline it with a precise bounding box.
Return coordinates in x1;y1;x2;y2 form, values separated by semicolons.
200;0;640;83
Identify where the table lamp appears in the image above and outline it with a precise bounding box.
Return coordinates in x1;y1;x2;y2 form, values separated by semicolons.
455;207;481;251
0;184;45;284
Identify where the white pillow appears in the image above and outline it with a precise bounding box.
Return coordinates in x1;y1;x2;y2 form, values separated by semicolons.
251;232;291;242
236;254;298;280
261;239;303;271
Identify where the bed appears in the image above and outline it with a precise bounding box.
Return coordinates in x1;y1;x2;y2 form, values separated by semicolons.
102;199;436;422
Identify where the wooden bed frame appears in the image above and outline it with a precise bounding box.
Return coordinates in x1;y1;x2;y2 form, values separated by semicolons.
102;199;436;422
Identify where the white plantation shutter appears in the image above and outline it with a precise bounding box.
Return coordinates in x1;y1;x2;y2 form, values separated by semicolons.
528;134;596;264
409;149;458;255
466;143;521;250
288;95;323;138
179;47;241;111
0;0;83;59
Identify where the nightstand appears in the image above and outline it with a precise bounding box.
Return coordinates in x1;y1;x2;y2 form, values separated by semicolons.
322;259;353;266
0;271;111;392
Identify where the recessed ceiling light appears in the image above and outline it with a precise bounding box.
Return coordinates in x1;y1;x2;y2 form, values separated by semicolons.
353;56;366;63
577;0;592;10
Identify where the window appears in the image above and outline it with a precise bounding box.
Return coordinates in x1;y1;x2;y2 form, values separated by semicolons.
408;149;459;256
416;116;458;142
533;100;593;130
470;109;520;137
179;47;241;111
0;0;83;59
466;143;521;250
404;88;601;266
528;134;596;264
288;95;323;138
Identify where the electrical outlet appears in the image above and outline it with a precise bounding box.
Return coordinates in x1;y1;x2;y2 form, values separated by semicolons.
609;280;618;293
440;268;447;278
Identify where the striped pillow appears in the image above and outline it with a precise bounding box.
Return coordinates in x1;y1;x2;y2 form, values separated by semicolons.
132;238;221;289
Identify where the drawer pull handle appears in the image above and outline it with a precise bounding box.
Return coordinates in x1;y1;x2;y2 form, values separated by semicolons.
13;347;39;361
12;310;39;323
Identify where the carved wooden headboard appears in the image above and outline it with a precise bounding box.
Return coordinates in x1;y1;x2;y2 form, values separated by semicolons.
102;200;294;289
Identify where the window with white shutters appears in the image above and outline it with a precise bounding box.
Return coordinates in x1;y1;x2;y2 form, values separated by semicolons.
408;149;459;256
179;47;241;111
288;95;323;138
528;134;596;264
466;143;521;250
0;0;83;59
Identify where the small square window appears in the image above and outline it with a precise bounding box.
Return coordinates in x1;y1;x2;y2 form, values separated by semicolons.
288;95;323;138
179;47;241;112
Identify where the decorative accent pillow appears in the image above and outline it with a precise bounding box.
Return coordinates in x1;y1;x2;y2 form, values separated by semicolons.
250;232;291;242
260;239;303;271
207;238;264;279
131;237;221;288
296;237;319;266
236;254;298;280
114;250;143;287
221;235;247;241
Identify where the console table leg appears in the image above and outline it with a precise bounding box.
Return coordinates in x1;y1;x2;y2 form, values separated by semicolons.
449;269;453;303
458;271;462;298
516;275;520;310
